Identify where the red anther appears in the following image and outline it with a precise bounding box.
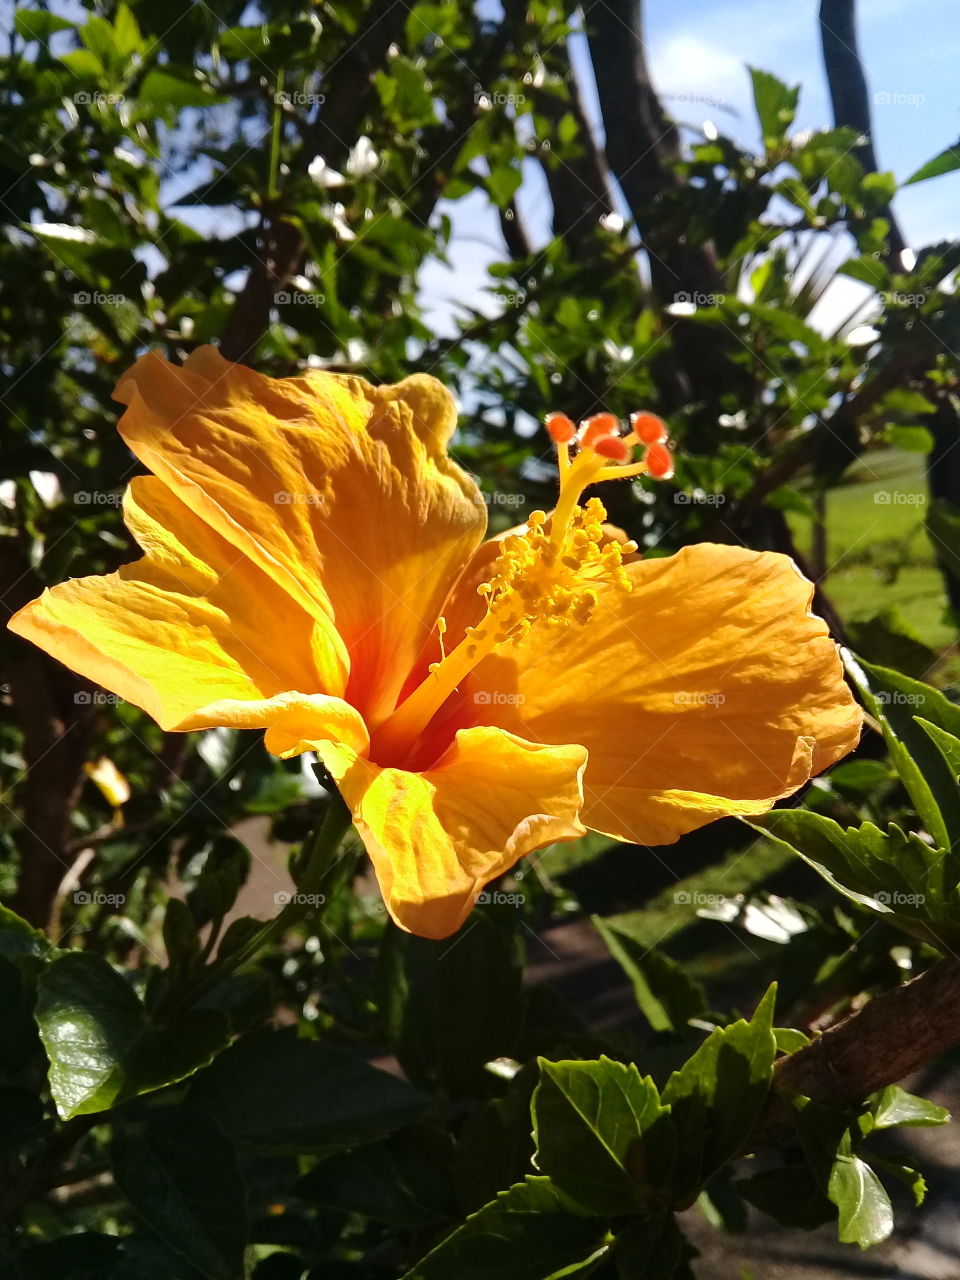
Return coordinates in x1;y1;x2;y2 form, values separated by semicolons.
630;411;668;444
593;435;631;461
545;412;576;443
645;441;674;479
580;412;620;447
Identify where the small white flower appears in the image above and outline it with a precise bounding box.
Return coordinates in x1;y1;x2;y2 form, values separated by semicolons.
308;155;346;188
330;203;355;242
346;135;379;177
846;324;880;346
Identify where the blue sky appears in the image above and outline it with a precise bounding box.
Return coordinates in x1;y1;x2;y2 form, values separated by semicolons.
423;0;960;334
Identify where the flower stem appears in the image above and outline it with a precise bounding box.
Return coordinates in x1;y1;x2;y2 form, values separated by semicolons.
175;792;353;1007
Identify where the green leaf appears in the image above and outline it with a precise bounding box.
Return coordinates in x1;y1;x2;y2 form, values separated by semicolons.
829;1155;893;1249
487;164;523;208
748;67;799;146
532;1057;671;1215
401;1177;610;1280
737;1166;835;1229
905;140;960;186
296;1124;457;1229
139;69;228;109
0;906;50;960
773;1027;810;1054
15;10;74;41
752;808;959;949
593;919;707;1033
849;658;960;853
36;953;229;1118
827;759;895;794
662;984;777;1193
844;610;937;682
162;898;201;973
838;256;890;290
378;914;524;1096
111;1109;246;1279
188;836;250;923
870;1155;926;1206
0;1233;123;1277
928;497;960;585
614;1214;684;1279
187;1031;430;1152
887;424;934;453
453;1065;539;1212
785;1093;894;1248
870;1085;949;1129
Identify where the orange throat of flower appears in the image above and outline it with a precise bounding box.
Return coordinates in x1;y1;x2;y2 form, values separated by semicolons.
369;408;675;766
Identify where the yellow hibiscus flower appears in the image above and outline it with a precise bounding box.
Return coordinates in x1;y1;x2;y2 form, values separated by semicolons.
9;347;861;938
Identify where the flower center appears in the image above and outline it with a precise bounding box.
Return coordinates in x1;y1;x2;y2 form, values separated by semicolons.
370;409;673;763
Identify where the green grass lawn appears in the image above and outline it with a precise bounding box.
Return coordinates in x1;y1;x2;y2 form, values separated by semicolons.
789;448;957;654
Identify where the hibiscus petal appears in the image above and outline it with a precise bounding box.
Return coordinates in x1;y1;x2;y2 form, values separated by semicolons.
113;347;486;724
8;477;356;737
266;724;587;939
470;543;861;845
